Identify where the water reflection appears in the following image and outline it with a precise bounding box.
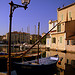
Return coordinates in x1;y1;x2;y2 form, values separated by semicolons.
0;45;20;53
0;45;75;75
46;50;75;75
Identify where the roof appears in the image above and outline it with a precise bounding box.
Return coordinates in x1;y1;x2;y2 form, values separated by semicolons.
7;31;30;35
57;2;75;11
30;34;38;36
49;20;58;24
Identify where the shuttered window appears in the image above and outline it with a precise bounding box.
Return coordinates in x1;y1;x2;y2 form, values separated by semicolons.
52;37;56;43
69;12;71;18
61;14;63;20
57;24;61;32
60;37;62;43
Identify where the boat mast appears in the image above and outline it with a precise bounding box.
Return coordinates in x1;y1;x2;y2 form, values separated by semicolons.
20;21;61;57
37;22;40;64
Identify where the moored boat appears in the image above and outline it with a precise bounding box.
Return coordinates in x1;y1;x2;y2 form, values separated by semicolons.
13;55;59;75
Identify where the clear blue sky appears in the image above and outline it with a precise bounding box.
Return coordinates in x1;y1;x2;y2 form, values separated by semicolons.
0;0;75;35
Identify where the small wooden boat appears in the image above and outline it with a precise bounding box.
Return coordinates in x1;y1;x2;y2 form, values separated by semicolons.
13;55;59;75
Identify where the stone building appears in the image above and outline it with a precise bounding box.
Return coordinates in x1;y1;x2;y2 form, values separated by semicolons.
6;31;30;44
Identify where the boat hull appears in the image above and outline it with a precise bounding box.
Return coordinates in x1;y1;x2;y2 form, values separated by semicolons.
13;55;59;75
14;62;57;75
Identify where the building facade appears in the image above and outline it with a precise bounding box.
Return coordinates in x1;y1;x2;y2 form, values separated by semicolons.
46;20;58;48
0;36;2;43
46;3;75;52
0;35;6;43
6;31;30;44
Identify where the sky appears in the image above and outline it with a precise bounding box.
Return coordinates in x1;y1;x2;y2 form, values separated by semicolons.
0;0;75;35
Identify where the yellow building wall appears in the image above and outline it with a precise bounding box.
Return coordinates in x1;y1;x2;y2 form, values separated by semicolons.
49;23;57;31
46;38;51;48
50;34;57;49
57;5;75;22
61;23;65;32
57;33;65;50
51;33;66;50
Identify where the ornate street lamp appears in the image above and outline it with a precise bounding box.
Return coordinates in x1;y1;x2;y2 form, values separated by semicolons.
7;0;30;75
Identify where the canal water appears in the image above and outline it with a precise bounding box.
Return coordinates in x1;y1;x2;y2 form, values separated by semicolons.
46;50;75;75
0;45;75;75
0;44;20;53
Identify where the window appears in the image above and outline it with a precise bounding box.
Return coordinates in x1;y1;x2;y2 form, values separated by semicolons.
57;24;61;32
52;22;55;28
67;59;69;64
53;22;55;27
71;40;75;45
71;60;75;65
47;39;49;45
60;37;62;43
69;12;71;18
52;37;56;43
61;14;63;20
52;23;53;28
67;40;70;45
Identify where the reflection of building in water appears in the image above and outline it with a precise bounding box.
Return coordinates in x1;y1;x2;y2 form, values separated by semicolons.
46;50;75;75
0;47;7;53
46;3;75;52
66;53;75;65
2;48;7;53
46;51;66;70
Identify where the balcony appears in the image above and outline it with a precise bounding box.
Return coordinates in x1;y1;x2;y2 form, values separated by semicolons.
65;20;75;40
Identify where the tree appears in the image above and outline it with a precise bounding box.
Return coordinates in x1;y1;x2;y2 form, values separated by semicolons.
41;36;46;44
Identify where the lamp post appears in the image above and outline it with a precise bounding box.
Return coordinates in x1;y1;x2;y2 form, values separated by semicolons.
7;0;30;75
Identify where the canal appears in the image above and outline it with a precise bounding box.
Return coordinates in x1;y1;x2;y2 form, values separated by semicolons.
46;50;75;75
0;45;75;75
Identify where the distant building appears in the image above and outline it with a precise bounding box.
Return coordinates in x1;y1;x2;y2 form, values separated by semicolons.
2;35;6;40
6;31;30;44
2;35;6;43
0;35;6;43
0;36;2;43
0;36;2;41
46;3;75;52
